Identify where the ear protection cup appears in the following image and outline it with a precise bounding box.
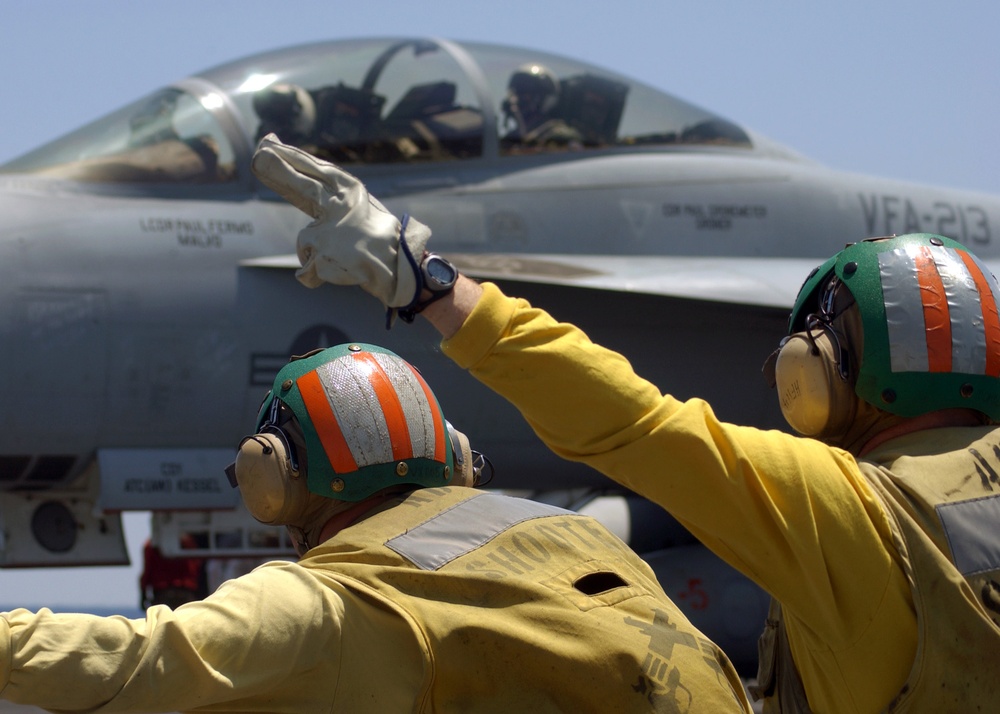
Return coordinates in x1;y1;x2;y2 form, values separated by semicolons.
774;329;857;437
234;431;310;525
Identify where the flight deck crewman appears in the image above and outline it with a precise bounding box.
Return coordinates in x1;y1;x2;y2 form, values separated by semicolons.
0;340;753;713
250;133;1000;713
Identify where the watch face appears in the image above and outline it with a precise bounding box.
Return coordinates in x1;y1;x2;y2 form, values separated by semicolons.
425;256;457;289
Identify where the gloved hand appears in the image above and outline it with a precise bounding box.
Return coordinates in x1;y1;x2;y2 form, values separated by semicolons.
251;133;431;310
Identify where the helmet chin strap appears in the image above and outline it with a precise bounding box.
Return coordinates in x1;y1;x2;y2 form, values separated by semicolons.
285;525;310;558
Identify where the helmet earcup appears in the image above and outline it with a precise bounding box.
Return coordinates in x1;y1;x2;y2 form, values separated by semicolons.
234;432;309;525
774;330;856;437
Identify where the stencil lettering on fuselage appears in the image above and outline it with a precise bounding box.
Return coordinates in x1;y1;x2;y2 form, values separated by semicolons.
858;194;991;245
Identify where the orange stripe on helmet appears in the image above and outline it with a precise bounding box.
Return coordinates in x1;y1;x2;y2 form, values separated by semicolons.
914;246;952;372
297;370;358;474
352;352;413;461
405;363;447;463
957;250;1000;377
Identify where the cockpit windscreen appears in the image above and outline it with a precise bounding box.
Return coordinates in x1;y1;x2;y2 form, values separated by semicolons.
1;88;238;183
0;37;752;183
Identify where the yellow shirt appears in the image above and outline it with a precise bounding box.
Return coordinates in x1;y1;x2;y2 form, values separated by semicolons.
1;486;752;713
1;562;422;712
442;283;918;713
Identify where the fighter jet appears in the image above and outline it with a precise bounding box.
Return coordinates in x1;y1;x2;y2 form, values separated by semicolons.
2;37;999;672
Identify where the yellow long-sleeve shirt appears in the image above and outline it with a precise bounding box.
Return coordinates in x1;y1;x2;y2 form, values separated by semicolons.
1;487;753;713
441;282;918;713
0;561;422;712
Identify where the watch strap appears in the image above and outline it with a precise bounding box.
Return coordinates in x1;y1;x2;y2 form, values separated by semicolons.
395;251;458;324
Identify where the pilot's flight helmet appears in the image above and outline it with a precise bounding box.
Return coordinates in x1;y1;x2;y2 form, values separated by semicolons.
252;83;317;141
779;233;1000;424
506;63;560;115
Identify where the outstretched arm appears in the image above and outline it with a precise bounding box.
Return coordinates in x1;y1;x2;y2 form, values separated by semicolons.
250;134;916;713
420;274;483;339
1;564;355;712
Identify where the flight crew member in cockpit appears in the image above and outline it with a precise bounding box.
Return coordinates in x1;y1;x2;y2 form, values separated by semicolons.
1;338;754;712
250;133;1000;713
252;83;318;148
501;63;582;150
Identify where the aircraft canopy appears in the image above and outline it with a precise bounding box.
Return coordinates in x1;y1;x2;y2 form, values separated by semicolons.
1;37;752;184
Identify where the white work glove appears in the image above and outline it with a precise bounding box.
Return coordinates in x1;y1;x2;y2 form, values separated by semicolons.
251;133;431;310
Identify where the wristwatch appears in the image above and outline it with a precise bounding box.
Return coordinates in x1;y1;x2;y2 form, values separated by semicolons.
397;252;459;324
421;252;459;295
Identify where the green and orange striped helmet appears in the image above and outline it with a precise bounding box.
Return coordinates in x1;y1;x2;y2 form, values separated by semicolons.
257;343;455;501
789;233;1000;419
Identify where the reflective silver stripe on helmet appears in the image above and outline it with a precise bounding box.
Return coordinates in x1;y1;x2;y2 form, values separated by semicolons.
880;246;932;372
933;246;987;374
370;351;440;460
316;352;438;468
316;357;393;467
879;245;989;374
966;251;1000;376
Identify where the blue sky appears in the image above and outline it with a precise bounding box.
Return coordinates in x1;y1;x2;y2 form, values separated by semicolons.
3;1;999;194
1;0;999;609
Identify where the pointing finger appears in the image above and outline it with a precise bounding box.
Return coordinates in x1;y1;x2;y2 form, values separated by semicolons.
251;133;360;222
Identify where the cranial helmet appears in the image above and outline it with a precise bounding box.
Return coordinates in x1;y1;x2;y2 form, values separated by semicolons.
768;233;1000;437
231;343;467;526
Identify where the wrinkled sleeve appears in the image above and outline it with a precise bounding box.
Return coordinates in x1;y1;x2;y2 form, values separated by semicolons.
1;562;346;712
441;283;906;650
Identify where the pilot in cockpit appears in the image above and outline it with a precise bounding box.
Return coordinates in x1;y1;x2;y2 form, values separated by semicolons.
252;83;318;149
501;63;581;151
128;93;182;148
122;90;221;182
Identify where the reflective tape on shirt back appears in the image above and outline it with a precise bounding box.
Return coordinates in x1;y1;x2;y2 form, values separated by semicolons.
936;493;1000;576
298;352;445;473
879;245;1000;375
385;493;573;570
